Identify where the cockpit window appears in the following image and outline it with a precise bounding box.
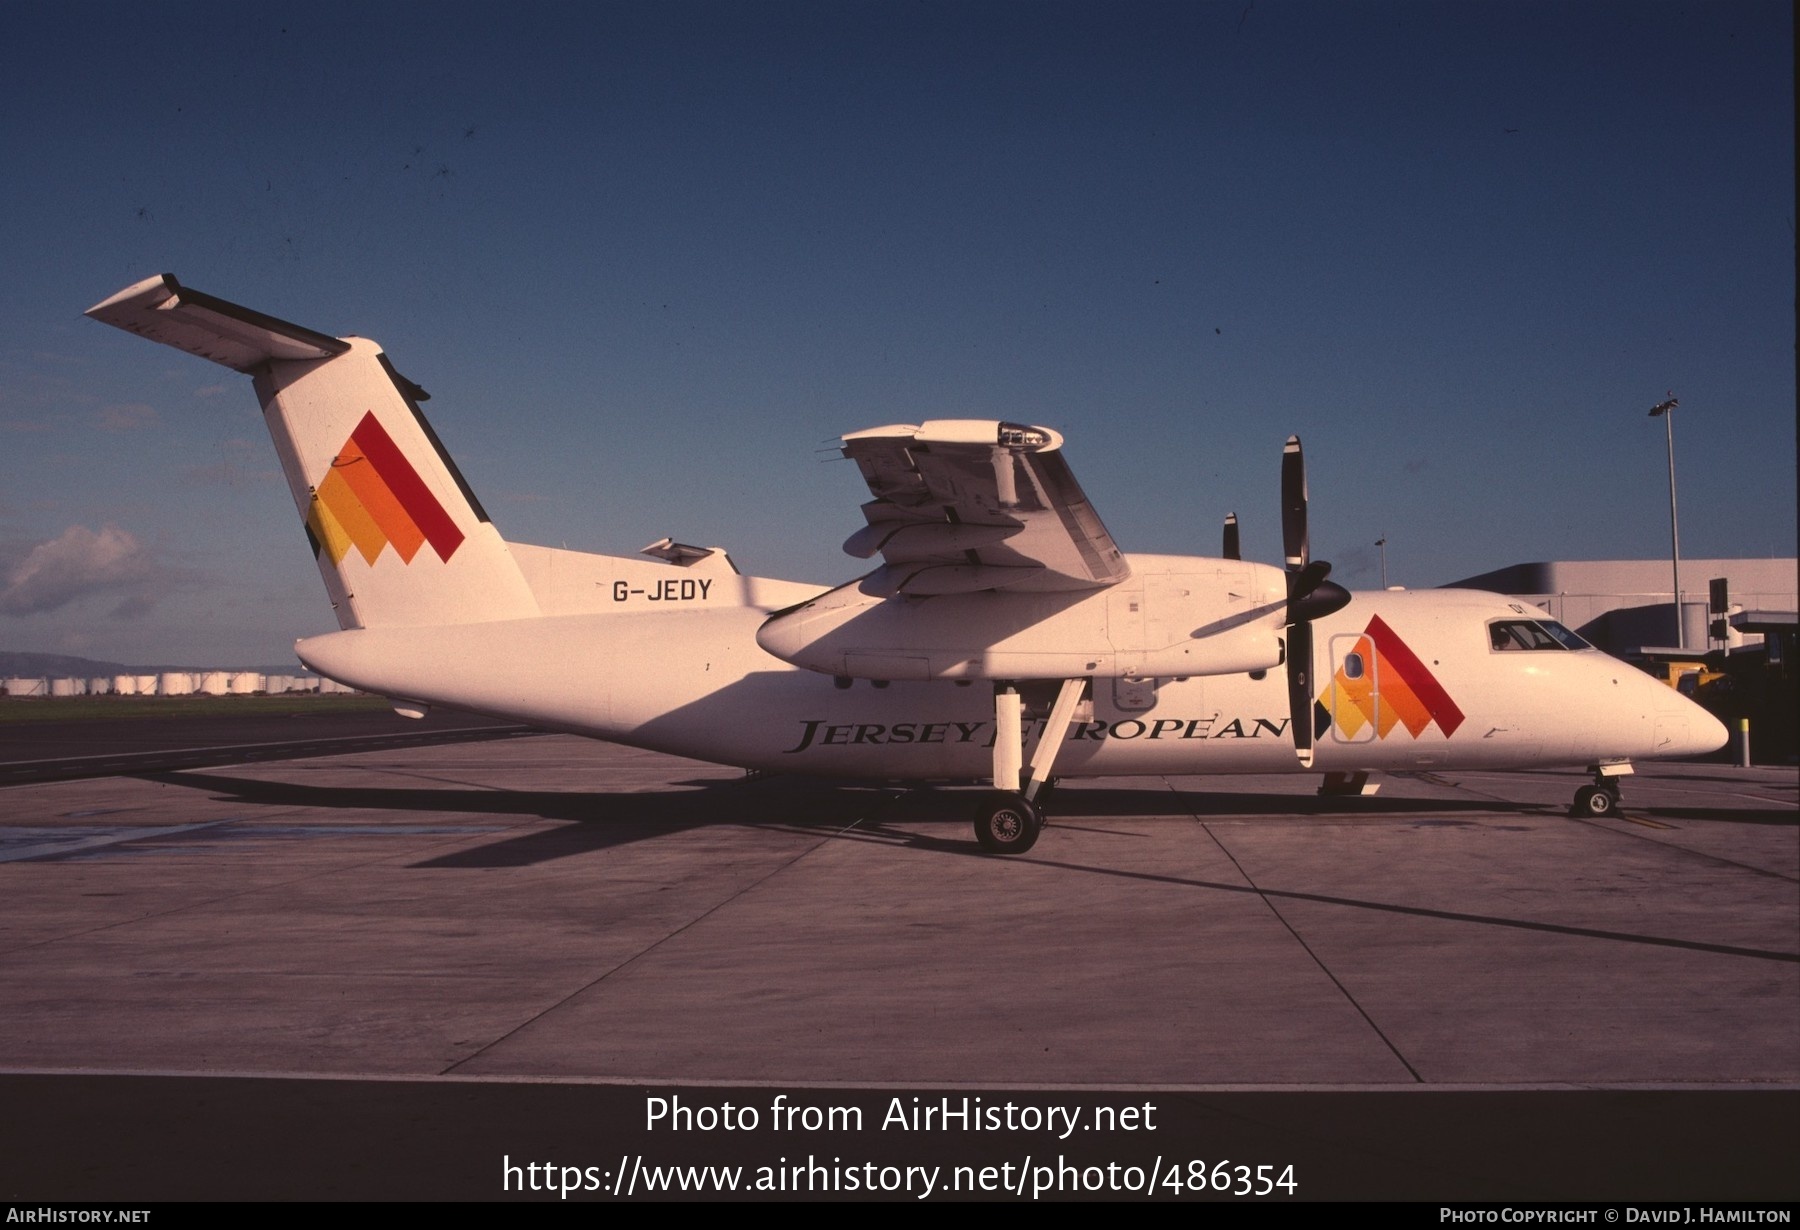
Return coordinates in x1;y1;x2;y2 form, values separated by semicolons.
1488;619;1592;651
1538;620;1591;650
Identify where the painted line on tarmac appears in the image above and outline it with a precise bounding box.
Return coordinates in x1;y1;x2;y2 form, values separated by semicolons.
0;819;239;862
0;725;534;768
0;725;539;786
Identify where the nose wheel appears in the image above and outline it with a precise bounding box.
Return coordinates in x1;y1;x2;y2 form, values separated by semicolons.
1571;763;1632;818
1571;782;1622;818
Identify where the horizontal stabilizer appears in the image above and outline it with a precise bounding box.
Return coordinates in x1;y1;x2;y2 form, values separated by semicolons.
86;274;348;373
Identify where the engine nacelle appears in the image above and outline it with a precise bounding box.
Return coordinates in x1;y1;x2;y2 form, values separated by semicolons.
757;555;1290;681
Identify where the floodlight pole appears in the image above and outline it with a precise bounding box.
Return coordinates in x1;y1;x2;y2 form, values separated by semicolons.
1648;397;1682;649
1375;535;1388;588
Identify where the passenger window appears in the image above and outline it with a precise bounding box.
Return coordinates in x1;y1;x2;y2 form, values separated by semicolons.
1343;652;1364;679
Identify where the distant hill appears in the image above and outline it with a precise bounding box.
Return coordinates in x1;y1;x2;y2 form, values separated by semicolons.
0;652;132;678
0;652;302;677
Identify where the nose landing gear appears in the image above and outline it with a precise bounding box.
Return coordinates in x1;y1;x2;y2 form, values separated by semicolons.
1571;764;1629;817
1572;783;1620;817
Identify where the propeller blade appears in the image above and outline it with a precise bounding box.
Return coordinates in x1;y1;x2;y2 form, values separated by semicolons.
1287;619;1315;768
1281;435;1308;570
1276;435;1347;766
1222;512;1240;561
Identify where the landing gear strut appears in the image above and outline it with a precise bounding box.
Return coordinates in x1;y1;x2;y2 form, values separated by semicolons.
971;678;1087;855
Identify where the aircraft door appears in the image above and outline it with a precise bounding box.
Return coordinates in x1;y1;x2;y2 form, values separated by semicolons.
1324;632;1380;744
1112;675;1159;712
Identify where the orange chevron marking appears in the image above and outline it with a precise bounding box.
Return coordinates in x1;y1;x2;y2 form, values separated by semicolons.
316;465;386;565
1323;616;1466;741
305;412;462;566
332;443;428;562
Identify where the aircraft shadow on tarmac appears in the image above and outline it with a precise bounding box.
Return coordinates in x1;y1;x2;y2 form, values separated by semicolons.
132;770;1798;965
1624;805;1799;825
117;767;1545;878
1639;769;1799;789
138;766;1529;859
136;768;895;866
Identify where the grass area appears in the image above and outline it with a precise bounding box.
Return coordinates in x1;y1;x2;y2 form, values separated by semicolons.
0;694;394;723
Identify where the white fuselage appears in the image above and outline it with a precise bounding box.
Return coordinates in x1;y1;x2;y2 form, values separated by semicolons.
295;551;1725;781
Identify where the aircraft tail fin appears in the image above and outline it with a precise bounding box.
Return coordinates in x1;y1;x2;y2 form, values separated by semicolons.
87;275;538;629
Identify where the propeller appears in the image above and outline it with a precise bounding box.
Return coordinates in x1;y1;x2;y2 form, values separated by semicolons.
1221;512;1240;561
1279;435;1351;767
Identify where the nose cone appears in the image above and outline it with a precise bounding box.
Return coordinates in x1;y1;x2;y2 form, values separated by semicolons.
1655;688;1730;758
1674;698;1730;757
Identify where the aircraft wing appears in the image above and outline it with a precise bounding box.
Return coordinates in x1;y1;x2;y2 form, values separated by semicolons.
839;420;1129;595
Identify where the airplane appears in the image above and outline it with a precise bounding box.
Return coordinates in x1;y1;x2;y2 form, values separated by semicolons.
85;274;1729;853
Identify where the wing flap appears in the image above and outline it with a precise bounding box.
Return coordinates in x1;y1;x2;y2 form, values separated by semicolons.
843;515;1023;562
860;562;1046;597
839;420;1128;591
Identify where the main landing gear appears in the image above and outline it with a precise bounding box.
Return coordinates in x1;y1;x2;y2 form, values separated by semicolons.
1570;764;1629;818
973;678;1088;855
975;791;1043;854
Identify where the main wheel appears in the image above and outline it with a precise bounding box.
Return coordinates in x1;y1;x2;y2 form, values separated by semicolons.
1572;784;1617;818
974;792;1042;854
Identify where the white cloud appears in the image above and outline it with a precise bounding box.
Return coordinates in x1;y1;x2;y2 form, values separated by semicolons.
0;524;162;617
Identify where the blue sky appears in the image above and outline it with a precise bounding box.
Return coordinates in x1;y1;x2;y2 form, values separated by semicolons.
2;1;1792;666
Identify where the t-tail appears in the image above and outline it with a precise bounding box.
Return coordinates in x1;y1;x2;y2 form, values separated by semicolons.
86;274;538;629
